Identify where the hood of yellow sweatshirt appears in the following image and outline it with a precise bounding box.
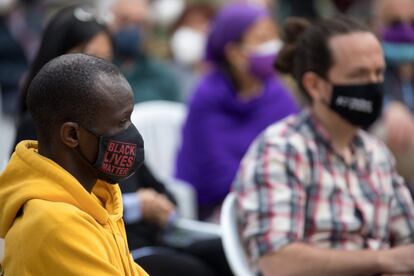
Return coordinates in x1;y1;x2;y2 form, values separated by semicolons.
0;141;124;237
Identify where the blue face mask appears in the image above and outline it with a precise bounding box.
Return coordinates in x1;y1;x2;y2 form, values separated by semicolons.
114;25;142;58
382;42;414;65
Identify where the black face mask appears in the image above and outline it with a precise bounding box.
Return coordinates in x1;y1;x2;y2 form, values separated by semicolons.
326;83;384;129
80;124;145;184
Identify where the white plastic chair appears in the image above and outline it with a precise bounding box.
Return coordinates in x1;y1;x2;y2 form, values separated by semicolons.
131;101;197;219
221;193;255;276
0;238;4;265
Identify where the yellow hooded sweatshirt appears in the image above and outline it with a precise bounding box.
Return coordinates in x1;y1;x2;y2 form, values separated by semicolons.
0;141;148;276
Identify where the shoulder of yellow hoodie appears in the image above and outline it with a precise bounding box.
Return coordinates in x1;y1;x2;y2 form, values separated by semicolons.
4;198;147;276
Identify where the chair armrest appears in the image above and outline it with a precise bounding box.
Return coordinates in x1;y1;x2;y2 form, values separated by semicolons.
174;218;221;236
161;218;221;249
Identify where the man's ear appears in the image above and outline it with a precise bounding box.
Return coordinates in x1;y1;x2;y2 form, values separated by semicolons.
60;122;80;148
302;72;327;101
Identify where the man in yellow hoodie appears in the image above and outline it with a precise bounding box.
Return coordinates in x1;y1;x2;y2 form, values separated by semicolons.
0;53;148;275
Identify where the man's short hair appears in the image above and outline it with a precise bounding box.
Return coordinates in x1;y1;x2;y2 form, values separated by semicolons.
26;53;123;143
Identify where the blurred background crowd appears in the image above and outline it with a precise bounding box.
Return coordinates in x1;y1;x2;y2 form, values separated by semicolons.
1;0;414;274
0;0;399;160
3;0;414;207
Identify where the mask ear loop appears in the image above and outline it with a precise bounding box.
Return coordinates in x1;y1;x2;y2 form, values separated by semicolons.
313;73;334;108
74;125;102;173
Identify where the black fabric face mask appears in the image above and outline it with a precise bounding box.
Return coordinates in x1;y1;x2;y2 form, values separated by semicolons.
327;83;384;129
81;124;145;184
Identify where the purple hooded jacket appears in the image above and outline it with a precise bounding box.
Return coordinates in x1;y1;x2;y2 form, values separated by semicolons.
175;3;299;217
176;71;298;214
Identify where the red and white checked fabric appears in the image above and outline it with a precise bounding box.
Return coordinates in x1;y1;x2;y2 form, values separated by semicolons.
233;110;414;263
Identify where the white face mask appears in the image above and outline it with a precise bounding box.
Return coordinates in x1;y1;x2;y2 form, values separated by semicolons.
151;0;185;27
170;27;206;67
250;39;283;56
94;0;115;25
236;0;271;8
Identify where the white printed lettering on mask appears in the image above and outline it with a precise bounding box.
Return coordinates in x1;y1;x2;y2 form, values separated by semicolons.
335;96;373;113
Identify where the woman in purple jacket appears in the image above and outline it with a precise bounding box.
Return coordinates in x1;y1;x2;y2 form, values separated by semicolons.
176;3;299;220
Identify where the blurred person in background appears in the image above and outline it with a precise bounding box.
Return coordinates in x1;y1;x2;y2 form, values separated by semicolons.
176;2;298;221
0;0;43;116
12;5;113;150
276;0;365;22
41;0;102;21
120;164;232;276
234;16;414;275
169;2;216;99
371;0;414;192
111;0;181;103
276;0;318;20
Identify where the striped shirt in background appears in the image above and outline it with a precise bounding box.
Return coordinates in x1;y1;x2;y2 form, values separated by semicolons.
233;110;414;265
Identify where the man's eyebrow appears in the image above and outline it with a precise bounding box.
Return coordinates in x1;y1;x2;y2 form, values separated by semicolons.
345;67;368;77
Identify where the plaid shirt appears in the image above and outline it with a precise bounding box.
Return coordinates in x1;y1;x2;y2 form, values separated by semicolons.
233;110;414;264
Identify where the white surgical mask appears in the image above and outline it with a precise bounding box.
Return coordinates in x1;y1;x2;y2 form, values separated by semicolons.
151;0;185;27
250;39;283;56
234;0;270;8
170;27;206;66
94;0;115;25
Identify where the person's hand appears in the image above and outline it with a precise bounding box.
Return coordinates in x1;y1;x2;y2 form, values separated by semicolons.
384;102;414;153
379;244;414;274
136;188;176;227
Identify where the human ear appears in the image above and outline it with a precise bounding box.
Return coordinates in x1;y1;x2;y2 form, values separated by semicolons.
60;122;80;148
302;72;329;102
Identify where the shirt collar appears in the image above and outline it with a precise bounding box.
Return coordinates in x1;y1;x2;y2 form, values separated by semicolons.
303;109;371;162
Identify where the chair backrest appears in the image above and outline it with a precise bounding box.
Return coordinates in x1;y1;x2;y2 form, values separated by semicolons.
220;193;255;276
131;100;187;182
0;238;4;264
131;101;197;219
